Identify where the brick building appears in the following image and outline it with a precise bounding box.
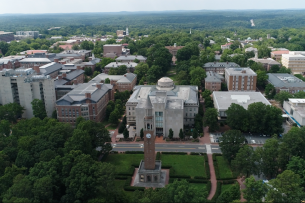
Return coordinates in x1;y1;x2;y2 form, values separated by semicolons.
116;55;147;63
90;73;137;92
0;59;16;70
104;62;138;74
165;43;185;64
103;44;123;58
271;50;290;61
0;31;14;42
19;58;52;68
37;62;63;79
225;68;257;91
56;83;114;125
205;71;223;91
249;57;281;71
203;62;240;74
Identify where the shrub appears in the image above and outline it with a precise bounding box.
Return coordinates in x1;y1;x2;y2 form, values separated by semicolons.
161;164;172;169
204;153;210;179
162;152;187;155
115;176;129;180
110;151;118;154
206;181;211;197
118;124;125;133
124;186;145;191
125;151;144;154
170;175;191;179
190;152;200;155
156;152;161;160
117;166;135;176
211;182;222;202
188;179;208;183
194;176;206;179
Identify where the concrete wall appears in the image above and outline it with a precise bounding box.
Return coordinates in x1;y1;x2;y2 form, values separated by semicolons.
164;108;184;138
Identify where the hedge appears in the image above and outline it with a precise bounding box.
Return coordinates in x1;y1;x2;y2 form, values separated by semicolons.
211;182;222;202
190;152;200;155
222;180;237;184
110;151;118;154
161;152;187;155
169;178;192;183
188;179;209;183
206;181;211;198
170;175;191;179
161;164;172;169
156;152;161;160
124;186;145;191
203;153;210;179
125;151;144;154
194;176;206;179
131;163;140;168
115;176;129;180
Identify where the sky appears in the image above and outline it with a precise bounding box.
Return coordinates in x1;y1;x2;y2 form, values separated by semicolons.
1;0;305;14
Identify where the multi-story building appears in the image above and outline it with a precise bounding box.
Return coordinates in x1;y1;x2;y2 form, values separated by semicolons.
165;43;185;64
80;56;101;72
0;31;14;42
203;62;240;74
56;83;114;125
282;52;305;74
126;77;198;138
103;44;123;58
54;69;84;86
205;71;223;91
271;50;290;61
36;62;62;79
19;58;52;68
90;73;137;92
267;73;305;94
249;57;281;71
0;59;21;70
116;30;126;36
225;68;257;91
283;99;305;127
116;55;147;63
15;31;39;39
104;62;138;74
0;68;56;118
212;91;271;119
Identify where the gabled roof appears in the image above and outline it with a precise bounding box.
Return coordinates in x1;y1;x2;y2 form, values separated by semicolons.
39;62;62;75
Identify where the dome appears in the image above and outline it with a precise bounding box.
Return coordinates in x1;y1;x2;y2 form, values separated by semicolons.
156;77;174;90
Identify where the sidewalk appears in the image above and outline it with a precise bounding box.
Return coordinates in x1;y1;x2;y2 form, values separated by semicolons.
207;153;217;200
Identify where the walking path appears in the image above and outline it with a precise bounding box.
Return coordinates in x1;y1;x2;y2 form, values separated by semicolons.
207;153;217;200
237;178;246;202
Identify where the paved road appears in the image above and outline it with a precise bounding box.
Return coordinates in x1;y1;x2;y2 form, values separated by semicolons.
111;143;222;153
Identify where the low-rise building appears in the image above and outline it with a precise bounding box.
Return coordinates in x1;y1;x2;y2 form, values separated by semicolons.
225;67;257;91
282;52;305;74
205;71;223;91
212;91;271;119
80;56;101;72
15;31;39;39
104;62;138;74
0;59;20;70
165;43;185;64
283;99;305;126
249;57;281;71
116;55;147;63
19;58;51;68
126;77;199;138
0;68;56;118
221;43;232;50
56;83;114;125
271;50;290;61
245;47;258;58
37;62;63;79
103;44;123;58
203;62;240;74
54;69;84;86
90;73;137;92
267;73;305;94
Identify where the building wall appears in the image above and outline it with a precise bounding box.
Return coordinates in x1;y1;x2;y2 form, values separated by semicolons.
0;33;14;42
103;45;122;57
282;56;305;74
118;58;146;63
225;71;257;91
164;108;184;138
20;62;50;68
205;81;221;91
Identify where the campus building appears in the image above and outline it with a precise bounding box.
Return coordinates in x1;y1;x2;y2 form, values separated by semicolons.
203;62;240;74
212;91;271;119
116;55;147;63
0;31;14;42
104;62;138;74
283;99;305;127
225;67;257;91
56;83;114;125
165;43;185;64
126;77;199;138
267;73;305;94
0;68;56;119
205;71;223;91
281;51;305;74
249;57;281;71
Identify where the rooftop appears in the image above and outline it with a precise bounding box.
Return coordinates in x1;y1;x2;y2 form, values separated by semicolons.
271;50;290;55
225;67;257;76
249;58;280;65
289;98;305;104
213;91;271;111
116;55;147;61
90;73;137;84
267;73;305;88
105;62;138;68
104;44;122;46
203;62;240;68
39;62;62;75
205;71;223;82
20;58;51;63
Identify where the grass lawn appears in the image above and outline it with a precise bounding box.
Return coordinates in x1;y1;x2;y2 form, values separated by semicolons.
106;124;118;130
114;180;134;200
216;156;233;179
103;154;144;174
161;155;206;178
191;183;207;191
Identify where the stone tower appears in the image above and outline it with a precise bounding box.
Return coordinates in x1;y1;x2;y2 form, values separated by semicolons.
144;130;155;169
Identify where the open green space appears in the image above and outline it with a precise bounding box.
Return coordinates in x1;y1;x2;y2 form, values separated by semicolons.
191;183;207;191
104;154;143;174
106;123;118;130
221;184;234;193
216;156;233;179
161;155;206;178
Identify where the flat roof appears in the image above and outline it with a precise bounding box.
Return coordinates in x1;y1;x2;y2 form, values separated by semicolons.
267;73;305;88
20;58;51;63
289;98;305;103
213;91;271;111
225;67;257;76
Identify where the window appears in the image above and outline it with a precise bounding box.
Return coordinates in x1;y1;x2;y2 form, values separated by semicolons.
155;112;163;128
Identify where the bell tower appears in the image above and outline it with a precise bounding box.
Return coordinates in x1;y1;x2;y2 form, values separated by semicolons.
143;130;155;169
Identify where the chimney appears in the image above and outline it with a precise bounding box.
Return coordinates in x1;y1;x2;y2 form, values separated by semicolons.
33;65;40;74
54;58;59;63
58;75;62;80
61;61;66;65
62;73;67;78
85;93;91;98
73;79;78;85
96;84;102;89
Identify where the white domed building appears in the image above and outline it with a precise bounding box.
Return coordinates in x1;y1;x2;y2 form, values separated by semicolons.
126;77;199;138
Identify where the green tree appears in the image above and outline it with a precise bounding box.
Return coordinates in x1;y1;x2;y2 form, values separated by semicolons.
230;41;241;51
190;67;206;87
80;41;94;50
31;99;47;120
109;109;120;124
243;176;267;203
123;128;129;139
269;65;280;73
287;156;305;187
219;130;245;163
64;129;93;156
266;170;304;203
0;120;11;136
168;128;174;139
232;145;258;177
0;103;25;123
52;110;57;119
216;183;240;203
179;129;184;140
32;176;54;203
274;91;293;106
176;44;199;61
75;116;85;128
247;102;267;133
117;65;127;75
192;129;198;139
256;70;268;88
146;65;162;84
108;68;117;75
105;78;110;84
278;66;291;74
265;83;276;99
203;108;219;132
140;128;144;139
226;103;249;132
202;89;212;99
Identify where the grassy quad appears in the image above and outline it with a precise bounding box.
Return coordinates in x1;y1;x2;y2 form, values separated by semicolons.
161;154;207;178
103;154;144;174
216;156;233;179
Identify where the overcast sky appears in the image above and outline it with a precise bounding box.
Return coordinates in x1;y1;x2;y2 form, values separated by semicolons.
1;0;305;14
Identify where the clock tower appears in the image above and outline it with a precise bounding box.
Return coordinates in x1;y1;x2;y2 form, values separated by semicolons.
144;130;155;170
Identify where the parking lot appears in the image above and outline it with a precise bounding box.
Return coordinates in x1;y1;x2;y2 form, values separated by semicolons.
210;132;271;145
